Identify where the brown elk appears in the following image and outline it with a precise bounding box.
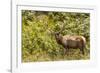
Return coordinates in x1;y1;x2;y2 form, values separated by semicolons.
55;32;86;55
54;23;86;55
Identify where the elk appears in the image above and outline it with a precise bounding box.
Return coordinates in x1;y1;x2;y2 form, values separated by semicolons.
54;23;86;55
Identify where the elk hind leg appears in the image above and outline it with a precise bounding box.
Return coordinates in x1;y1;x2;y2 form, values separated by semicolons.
80;48;84;55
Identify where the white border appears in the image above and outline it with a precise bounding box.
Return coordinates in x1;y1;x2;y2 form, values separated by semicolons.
12;3;97;73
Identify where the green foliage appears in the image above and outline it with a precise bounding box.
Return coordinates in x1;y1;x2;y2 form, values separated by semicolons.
22;10;90;62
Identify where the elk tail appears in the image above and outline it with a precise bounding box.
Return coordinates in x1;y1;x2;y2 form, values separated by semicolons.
81;36;86;55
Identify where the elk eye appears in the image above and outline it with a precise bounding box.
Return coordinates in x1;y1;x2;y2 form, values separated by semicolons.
57;34;59;35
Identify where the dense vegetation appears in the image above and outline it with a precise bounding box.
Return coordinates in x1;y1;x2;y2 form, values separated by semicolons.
22;10;90;62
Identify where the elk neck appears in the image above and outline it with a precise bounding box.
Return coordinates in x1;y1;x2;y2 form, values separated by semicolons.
55;33;63;44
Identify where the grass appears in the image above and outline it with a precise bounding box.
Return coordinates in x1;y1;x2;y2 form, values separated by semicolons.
23;48;90;62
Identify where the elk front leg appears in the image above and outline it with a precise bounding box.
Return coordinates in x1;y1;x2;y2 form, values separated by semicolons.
63;48;67;55
64;48;69;56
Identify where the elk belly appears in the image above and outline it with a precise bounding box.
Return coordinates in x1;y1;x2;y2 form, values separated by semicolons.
67;39;78;49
